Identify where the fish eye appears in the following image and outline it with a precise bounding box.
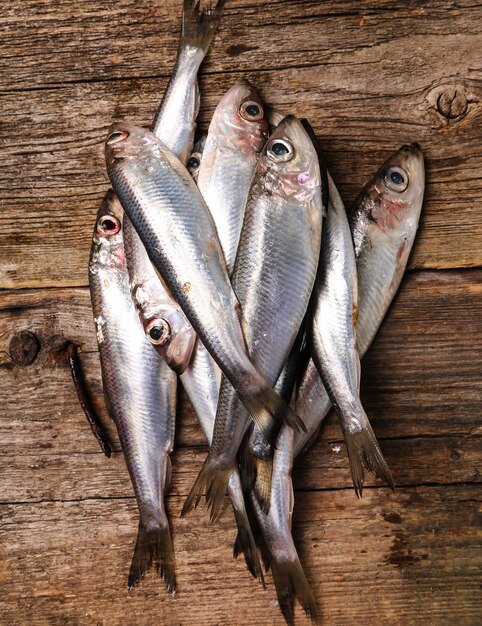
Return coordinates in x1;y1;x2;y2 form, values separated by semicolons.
106;130;129;145
97;214;121;236
187;155;200;170
384;166;408;192
240;100;264;122
146;318;171;346
266;138;294;162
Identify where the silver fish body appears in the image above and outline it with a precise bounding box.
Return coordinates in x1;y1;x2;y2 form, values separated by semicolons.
250;425;317;625
197;80;269;275
310;174;393;495
151;0;225;164
89;191;177;592
184;115;322;521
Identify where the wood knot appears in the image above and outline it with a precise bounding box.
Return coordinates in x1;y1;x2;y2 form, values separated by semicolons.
9;331;40;366
436;87;468;119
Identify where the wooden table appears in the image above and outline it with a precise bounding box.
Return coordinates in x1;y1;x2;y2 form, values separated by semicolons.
1;1;481;624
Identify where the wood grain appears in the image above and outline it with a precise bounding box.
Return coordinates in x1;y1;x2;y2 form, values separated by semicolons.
1;487;480;625
0;270;481;623
1;1;481;288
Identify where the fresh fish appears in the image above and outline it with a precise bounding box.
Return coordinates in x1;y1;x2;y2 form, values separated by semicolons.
89;191;177;593
183;115;322;521
187;134;206;182
105;122;302;448
197;79;269;274
151;0;225;164
295;142;425;458
249;427;318;626
310;173;393;496
124;0;225;375
243;119;329;512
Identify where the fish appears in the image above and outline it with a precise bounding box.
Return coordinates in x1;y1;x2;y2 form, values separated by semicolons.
105;122;303;449
249;427;318;626
123;0;226;374
310;173;393;496
296;142;425;457
187;134;206;182
89;190;178;593
151;0;225;164
182;115;323;521
197;79;269;275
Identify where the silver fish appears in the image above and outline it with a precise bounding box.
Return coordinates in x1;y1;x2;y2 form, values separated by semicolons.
310;173;393;495
183;115;322;522
296;142;425;457
89;191;177;593
151;0;225;164
197;79;269;275
105;122;301;449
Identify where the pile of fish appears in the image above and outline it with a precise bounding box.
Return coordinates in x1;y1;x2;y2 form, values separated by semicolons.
72;1;425;623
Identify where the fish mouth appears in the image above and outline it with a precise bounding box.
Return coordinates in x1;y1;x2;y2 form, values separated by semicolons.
401;142;422;156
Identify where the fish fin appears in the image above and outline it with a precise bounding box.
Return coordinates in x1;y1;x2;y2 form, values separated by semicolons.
181;456;232;523
344;418;395;498
231;504;265;587
271;556;319;625
243;385;306;447
252;457;273;515
181;0;225;54
67;342;112;457
128;521;177;595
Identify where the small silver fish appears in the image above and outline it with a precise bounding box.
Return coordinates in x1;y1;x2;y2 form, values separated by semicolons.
310;173;393;495
89;191;177;593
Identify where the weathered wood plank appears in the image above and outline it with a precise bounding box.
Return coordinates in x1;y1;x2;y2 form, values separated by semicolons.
1;434;480;504
1;270;480;457
1;487;480;625
1;0;480;90
1;1;481;287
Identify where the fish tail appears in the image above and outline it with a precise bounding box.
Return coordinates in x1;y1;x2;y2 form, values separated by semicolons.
344;417;395;497
243;384;306;446
271;556;319;625
240;448;274;515
231;506;265;587
181;455;232;523
180;0;225;54
128;520;177;595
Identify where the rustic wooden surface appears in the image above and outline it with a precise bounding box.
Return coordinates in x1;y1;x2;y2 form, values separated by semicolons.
1;0;481;624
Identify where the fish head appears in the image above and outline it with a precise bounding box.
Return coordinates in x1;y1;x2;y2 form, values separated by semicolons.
105;121;165;179
260;115;321;203
209;79;269;154
364;143;425;234
90;190;126;273
133;279;198;374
